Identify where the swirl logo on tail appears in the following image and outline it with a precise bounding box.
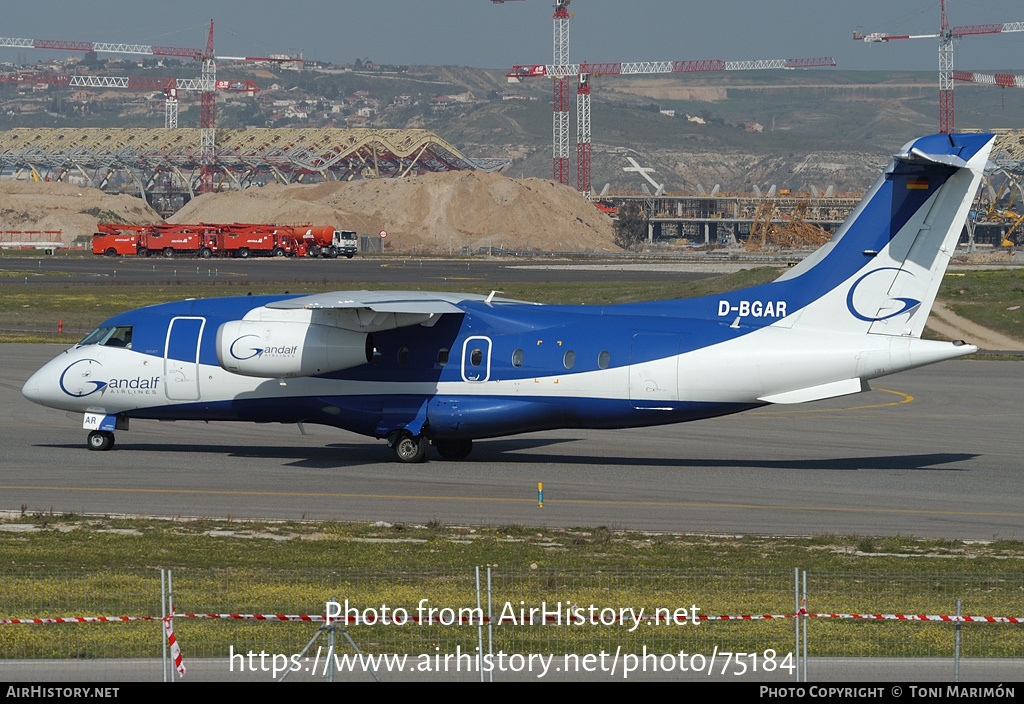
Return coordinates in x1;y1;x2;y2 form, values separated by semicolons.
846;268;921;322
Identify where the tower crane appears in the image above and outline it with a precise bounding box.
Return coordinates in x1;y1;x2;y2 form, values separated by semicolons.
509;57;836;197
0;71;259;130
492;0;574;186
493;0;834;197
854;0;1024;133
0;21;299;193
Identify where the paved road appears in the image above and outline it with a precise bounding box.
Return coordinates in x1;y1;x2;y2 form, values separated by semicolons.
0;256;727;286
3;344;1022;540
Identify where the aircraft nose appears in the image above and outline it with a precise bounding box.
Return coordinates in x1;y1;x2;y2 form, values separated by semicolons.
21;372;41;405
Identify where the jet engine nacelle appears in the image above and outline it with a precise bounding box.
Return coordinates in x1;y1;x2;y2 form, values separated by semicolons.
216;320;372;378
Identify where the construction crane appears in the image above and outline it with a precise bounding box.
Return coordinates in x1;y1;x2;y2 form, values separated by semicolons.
0;72;258;129
509;57;836;197
494;1;836;196
0;21;298;193
493;0;574;186
952;70;1024;90
854;0;1024;133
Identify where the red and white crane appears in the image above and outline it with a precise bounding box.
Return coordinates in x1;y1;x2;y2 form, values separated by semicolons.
953;70;1024;90
494;0;834;196
493;0;574;186
0;21;298;192
0;71;259;130
854;0;1024;133
509;57;836;197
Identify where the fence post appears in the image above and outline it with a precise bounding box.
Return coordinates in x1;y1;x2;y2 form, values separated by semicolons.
487;567;494;683
802;570;808;683
476;566;484;683
161;569;167;683
794;567;801;682
954;598;962;682
168;570;176;682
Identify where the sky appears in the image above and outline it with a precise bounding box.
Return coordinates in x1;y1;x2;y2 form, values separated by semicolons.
0;0;1023;74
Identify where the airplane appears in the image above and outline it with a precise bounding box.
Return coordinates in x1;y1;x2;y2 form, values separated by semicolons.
22;132;993;463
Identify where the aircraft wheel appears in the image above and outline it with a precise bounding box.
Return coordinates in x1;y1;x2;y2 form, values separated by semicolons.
434;439;473;460
390;431;428;463
87;430;114;452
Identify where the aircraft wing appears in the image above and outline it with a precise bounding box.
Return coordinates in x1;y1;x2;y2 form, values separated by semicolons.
262;290;525;333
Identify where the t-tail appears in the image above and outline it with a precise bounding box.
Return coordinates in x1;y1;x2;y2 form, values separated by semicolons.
676;133;994;406
770;132;994;338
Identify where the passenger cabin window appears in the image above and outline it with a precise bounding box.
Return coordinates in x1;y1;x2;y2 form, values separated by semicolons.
511;349;524;367
437;348;449;367
598;351;610;369
563;350;576;369
397;347;409;365
79;325;133;350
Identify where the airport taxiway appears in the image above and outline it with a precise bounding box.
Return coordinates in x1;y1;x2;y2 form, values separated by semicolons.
3;344;1021;540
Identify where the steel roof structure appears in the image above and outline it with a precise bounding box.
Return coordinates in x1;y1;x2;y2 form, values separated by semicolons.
992;130;1024;170
0;127;509;197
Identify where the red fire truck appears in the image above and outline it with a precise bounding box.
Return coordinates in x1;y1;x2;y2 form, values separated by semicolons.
94;223;358;259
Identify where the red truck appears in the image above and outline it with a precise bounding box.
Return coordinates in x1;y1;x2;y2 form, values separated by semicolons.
289;226;358;258
92;224;147;256
93;224;219;258
142;224;219;258
214;224;279;258
94;222;357;258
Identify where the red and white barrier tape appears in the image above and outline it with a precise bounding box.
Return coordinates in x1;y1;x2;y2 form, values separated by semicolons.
177;613;327;622
805;612;1024;624
0;616;155;624
163;613;185;677
4;610;1022;626
174;613;798;623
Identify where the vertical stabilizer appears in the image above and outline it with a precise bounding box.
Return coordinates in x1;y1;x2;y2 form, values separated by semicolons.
774;133;993;337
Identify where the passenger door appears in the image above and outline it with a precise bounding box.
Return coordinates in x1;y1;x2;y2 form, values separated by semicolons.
164;316;205;401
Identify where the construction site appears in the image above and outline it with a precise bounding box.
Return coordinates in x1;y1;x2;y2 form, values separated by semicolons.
1;2;1024;254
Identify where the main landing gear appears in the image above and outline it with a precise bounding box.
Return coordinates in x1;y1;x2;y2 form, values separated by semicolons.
87;430;115;451
387;432;474;462
388;430;429;463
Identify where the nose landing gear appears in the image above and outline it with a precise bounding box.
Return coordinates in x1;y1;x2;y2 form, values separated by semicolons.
87;430;115;451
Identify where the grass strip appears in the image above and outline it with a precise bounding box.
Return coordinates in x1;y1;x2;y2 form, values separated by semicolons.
1;516;1022;659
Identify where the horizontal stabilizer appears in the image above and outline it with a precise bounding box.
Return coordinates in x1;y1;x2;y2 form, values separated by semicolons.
758;377;869;404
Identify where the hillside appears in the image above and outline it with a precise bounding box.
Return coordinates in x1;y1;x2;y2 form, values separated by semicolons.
6;63;1024;196
362;68;1024;193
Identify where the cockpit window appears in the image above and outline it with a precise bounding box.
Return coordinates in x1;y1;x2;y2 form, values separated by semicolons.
79;325;133;349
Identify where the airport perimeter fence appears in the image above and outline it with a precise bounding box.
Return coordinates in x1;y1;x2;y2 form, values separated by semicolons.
0;567;1022;682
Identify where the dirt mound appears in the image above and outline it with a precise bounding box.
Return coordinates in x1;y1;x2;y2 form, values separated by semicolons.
170;171;619;254
0;181;162;244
